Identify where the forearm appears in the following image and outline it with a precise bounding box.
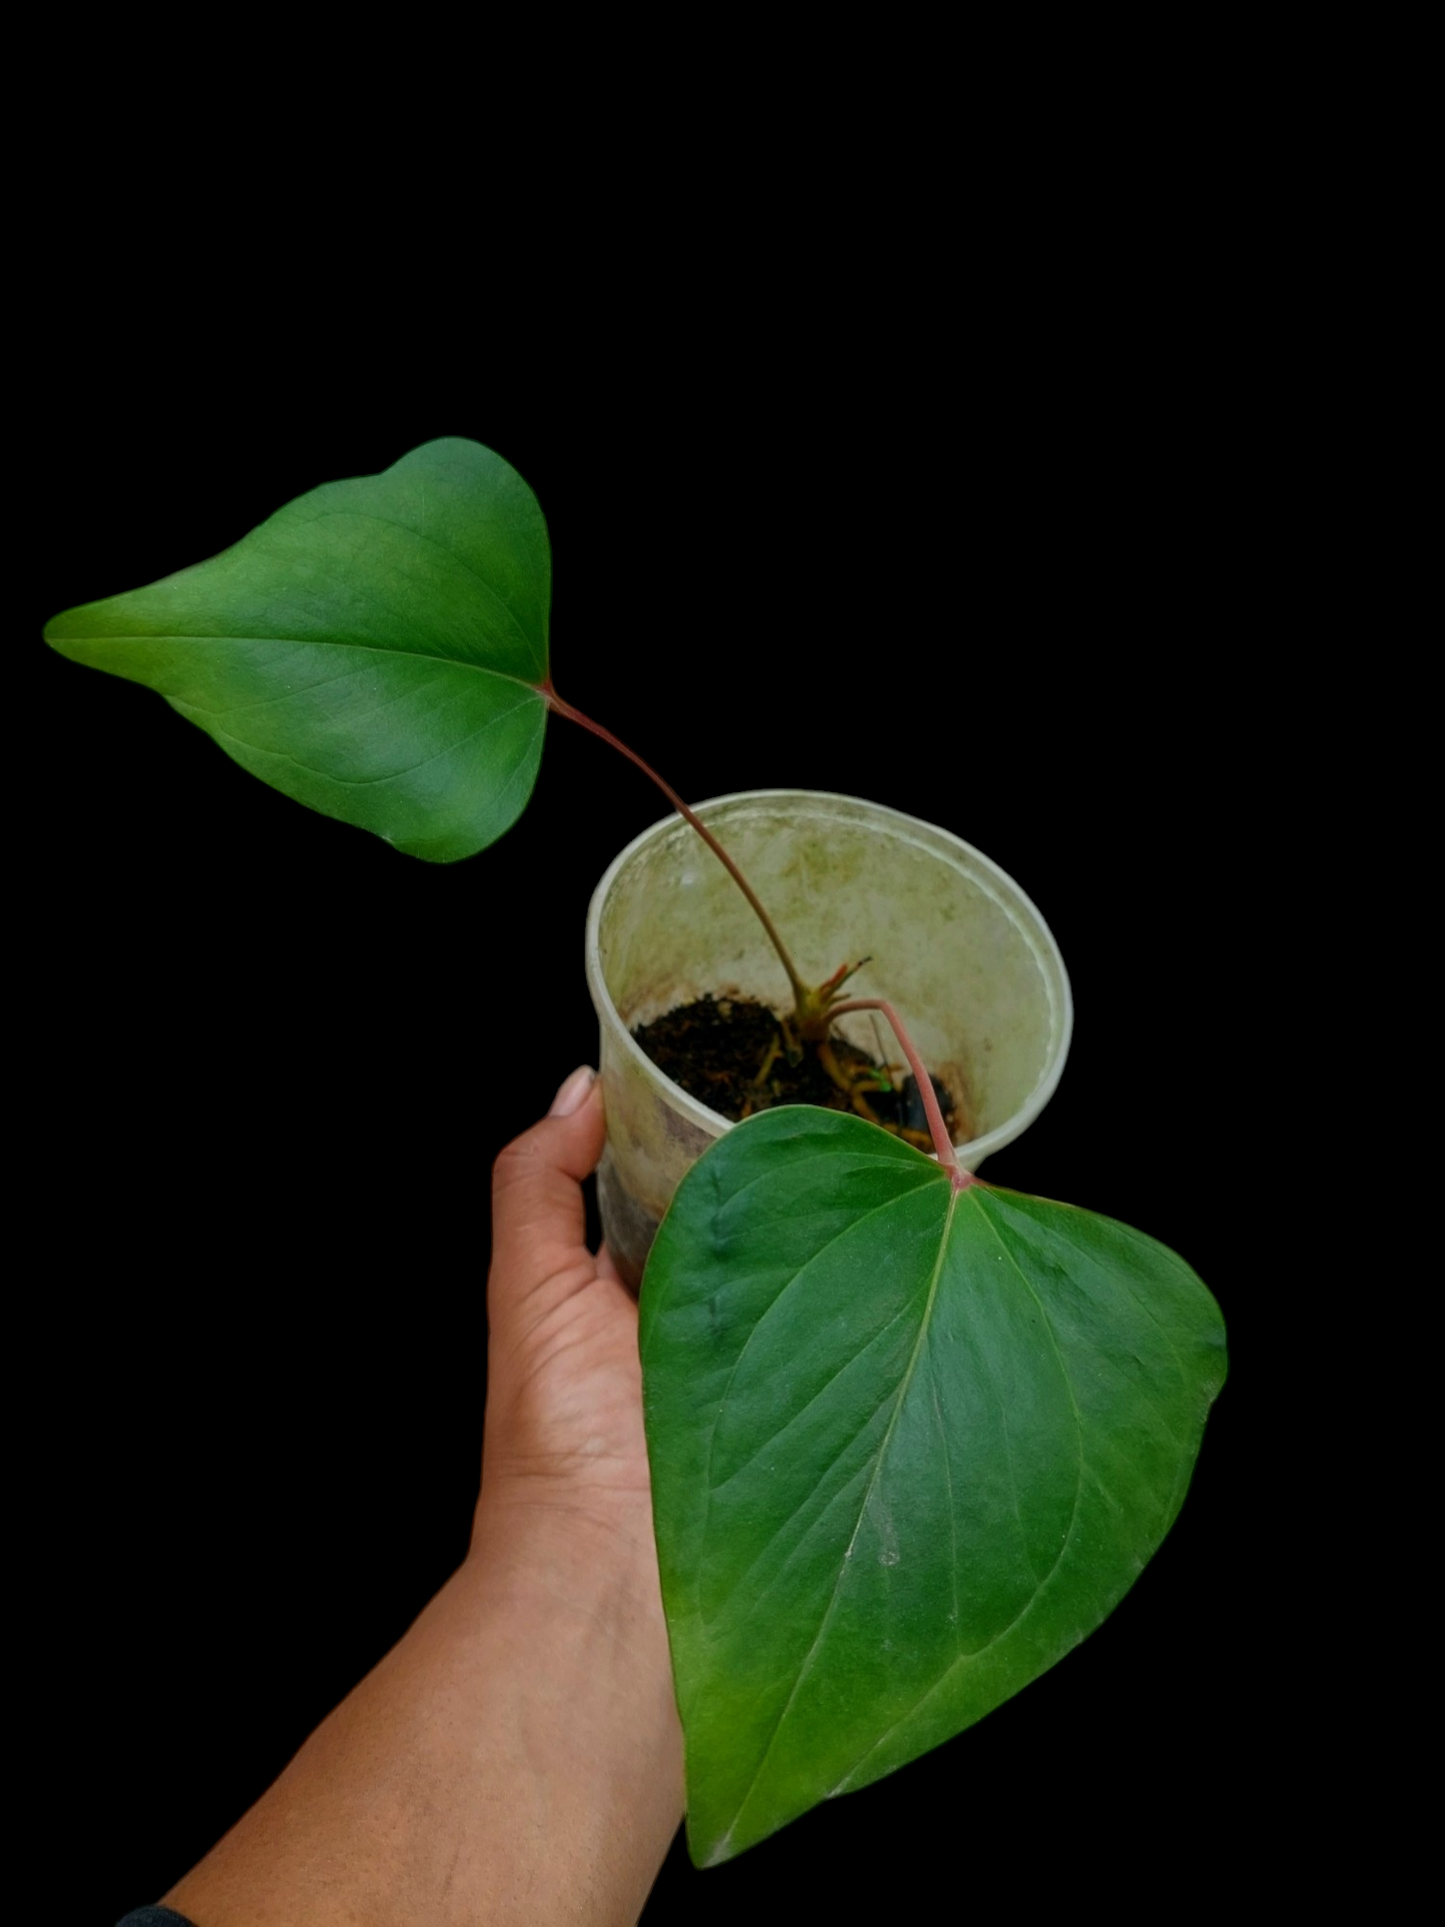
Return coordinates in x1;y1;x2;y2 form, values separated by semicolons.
166;1503;684;1927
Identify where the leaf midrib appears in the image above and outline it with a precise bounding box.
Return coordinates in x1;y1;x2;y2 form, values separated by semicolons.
48;629;547;692
825;1193;1099;1797
718;1175;957;1858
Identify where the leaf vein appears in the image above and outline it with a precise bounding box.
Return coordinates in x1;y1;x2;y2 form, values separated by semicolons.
305;506;546;676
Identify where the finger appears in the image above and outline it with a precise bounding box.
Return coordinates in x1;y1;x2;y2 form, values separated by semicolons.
489;1068;606;1308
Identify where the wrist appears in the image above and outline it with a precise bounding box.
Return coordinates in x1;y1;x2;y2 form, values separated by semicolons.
468;1480;666;1632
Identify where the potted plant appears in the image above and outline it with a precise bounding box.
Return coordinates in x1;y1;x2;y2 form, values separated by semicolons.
44;439;1227;1886
584;786;1072;1289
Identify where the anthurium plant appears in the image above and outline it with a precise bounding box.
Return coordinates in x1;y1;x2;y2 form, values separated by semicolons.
44;437;1227;1866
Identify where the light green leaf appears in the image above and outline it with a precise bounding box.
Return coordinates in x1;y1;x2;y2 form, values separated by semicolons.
45;438;551;860
641;1108;1226;1865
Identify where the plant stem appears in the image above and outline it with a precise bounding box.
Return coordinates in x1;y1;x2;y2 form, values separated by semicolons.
827;998;971;1187
541;681;809;1008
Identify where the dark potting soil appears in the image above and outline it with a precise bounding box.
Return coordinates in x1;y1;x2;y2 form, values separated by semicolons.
631;993;957;1144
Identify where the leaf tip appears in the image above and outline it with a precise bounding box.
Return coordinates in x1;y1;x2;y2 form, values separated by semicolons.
697;1829;736;1870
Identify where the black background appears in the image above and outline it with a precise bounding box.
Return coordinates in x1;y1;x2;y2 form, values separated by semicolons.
30;263;1268;1921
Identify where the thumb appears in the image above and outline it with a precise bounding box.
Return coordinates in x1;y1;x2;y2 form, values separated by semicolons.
489;1066;606;1315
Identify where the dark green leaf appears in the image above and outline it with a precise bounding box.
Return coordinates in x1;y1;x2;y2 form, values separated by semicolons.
641;1108;1226;1864
45;438;551;860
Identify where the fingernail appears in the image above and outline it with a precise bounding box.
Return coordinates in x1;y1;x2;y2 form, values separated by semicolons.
549;1065;597;1117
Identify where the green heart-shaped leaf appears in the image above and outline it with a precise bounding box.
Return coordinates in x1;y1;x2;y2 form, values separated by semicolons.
641;1108;1227;1865
45;438;551;860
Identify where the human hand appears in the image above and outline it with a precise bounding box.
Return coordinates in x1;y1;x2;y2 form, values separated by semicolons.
163;1065;683;1927
476;1064;656;1545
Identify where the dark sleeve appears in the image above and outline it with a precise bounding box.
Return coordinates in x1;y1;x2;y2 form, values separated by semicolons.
117;1910;198;1927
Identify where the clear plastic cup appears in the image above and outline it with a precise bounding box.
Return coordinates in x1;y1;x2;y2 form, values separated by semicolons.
585;791;1072;1286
